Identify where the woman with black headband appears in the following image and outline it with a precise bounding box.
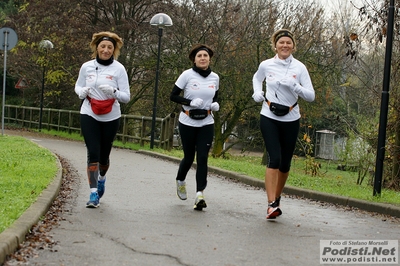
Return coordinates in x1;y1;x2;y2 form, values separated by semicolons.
75;31;130;208
252;29;315;219
170;44;220;211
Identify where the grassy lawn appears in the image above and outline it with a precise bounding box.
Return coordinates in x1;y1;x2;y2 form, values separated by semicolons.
2;128;399;234
0;135;58;233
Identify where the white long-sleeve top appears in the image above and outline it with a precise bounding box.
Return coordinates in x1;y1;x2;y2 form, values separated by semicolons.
253;54;315;122
75;59;130;122
175;68;219;127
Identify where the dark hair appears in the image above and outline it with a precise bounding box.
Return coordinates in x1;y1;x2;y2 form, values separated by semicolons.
188;44;214;62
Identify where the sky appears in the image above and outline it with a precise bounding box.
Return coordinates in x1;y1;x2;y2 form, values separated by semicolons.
324;0;364;14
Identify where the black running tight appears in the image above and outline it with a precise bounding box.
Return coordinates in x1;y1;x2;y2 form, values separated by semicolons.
176;122;214;192
260;115;299;173
80;114;120;165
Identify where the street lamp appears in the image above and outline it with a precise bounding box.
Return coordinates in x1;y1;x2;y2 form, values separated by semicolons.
149;13;173;149
374;0;395;196
38;39;53;132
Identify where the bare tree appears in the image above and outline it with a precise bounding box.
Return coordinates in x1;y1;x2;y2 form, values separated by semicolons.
5;0;368;168
354;0;400;189
8;0;159;113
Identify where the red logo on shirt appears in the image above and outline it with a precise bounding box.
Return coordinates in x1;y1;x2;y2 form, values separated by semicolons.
106;75;113;80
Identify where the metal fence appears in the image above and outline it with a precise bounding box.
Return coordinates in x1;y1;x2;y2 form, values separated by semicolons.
4;104;178;150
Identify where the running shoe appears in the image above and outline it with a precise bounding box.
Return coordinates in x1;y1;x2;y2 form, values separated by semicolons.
266;199;282;219
86;192;100;208
98;178;106;198
176;180;187;200
194;193;207;211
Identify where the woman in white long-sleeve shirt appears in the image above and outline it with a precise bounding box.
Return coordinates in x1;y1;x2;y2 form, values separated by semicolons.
75;31;130;208
170;44;220;211
252;29;315;219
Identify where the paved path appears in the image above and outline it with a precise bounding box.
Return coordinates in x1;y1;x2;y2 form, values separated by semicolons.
3;134;400;265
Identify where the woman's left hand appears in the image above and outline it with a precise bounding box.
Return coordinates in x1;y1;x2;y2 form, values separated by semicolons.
210;102;220;111
99;85;116;97
279;77;302;94
279;77;296;89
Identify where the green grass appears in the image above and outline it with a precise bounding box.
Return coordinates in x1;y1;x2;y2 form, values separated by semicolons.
2;128;399;234
0;135;58;233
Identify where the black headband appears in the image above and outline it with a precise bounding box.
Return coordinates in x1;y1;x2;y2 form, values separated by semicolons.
189;45;214;62
96;36;116;47
196;47;210;55
275;31;294;44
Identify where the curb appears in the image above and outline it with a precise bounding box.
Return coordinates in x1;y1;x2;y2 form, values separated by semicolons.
0;153;63;265
138;150;400;218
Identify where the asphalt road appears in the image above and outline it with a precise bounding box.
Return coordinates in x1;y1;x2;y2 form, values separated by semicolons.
3;134;400;265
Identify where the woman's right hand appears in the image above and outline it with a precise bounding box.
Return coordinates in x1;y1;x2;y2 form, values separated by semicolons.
78;87;90;99
252;91;265;102
190;98;204;108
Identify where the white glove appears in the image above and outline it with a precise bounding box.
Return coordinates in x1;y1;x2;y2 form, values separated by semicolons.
78;87;90;99
99;84;116;97
252;91;265;102
210;102;220;111
190;98;203;108
279;77;298;91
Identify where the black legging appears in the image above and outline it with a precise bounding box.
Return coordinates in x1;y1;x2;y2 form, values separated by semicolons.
176;122;214;192
80;114;120;165
260;115;299;173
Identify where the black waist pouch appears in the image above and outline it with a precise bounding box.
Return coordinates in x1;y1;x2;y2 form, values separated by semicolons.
183;109;210;120
267;99;298;116
269;102;290;116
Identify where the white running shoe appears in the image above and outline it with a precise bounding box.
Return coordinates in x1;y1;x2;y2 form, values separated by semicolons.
176;180;187;200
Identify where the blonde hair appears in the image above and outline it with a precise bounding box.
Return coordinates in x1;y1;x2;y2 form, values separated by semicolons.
271;29;296;50
90;31;124;60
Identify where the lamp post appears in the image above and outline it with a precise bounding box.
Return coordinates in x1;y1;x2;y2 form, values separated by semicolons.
149;13;173;149
374;0;395;196
38;39;53;132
